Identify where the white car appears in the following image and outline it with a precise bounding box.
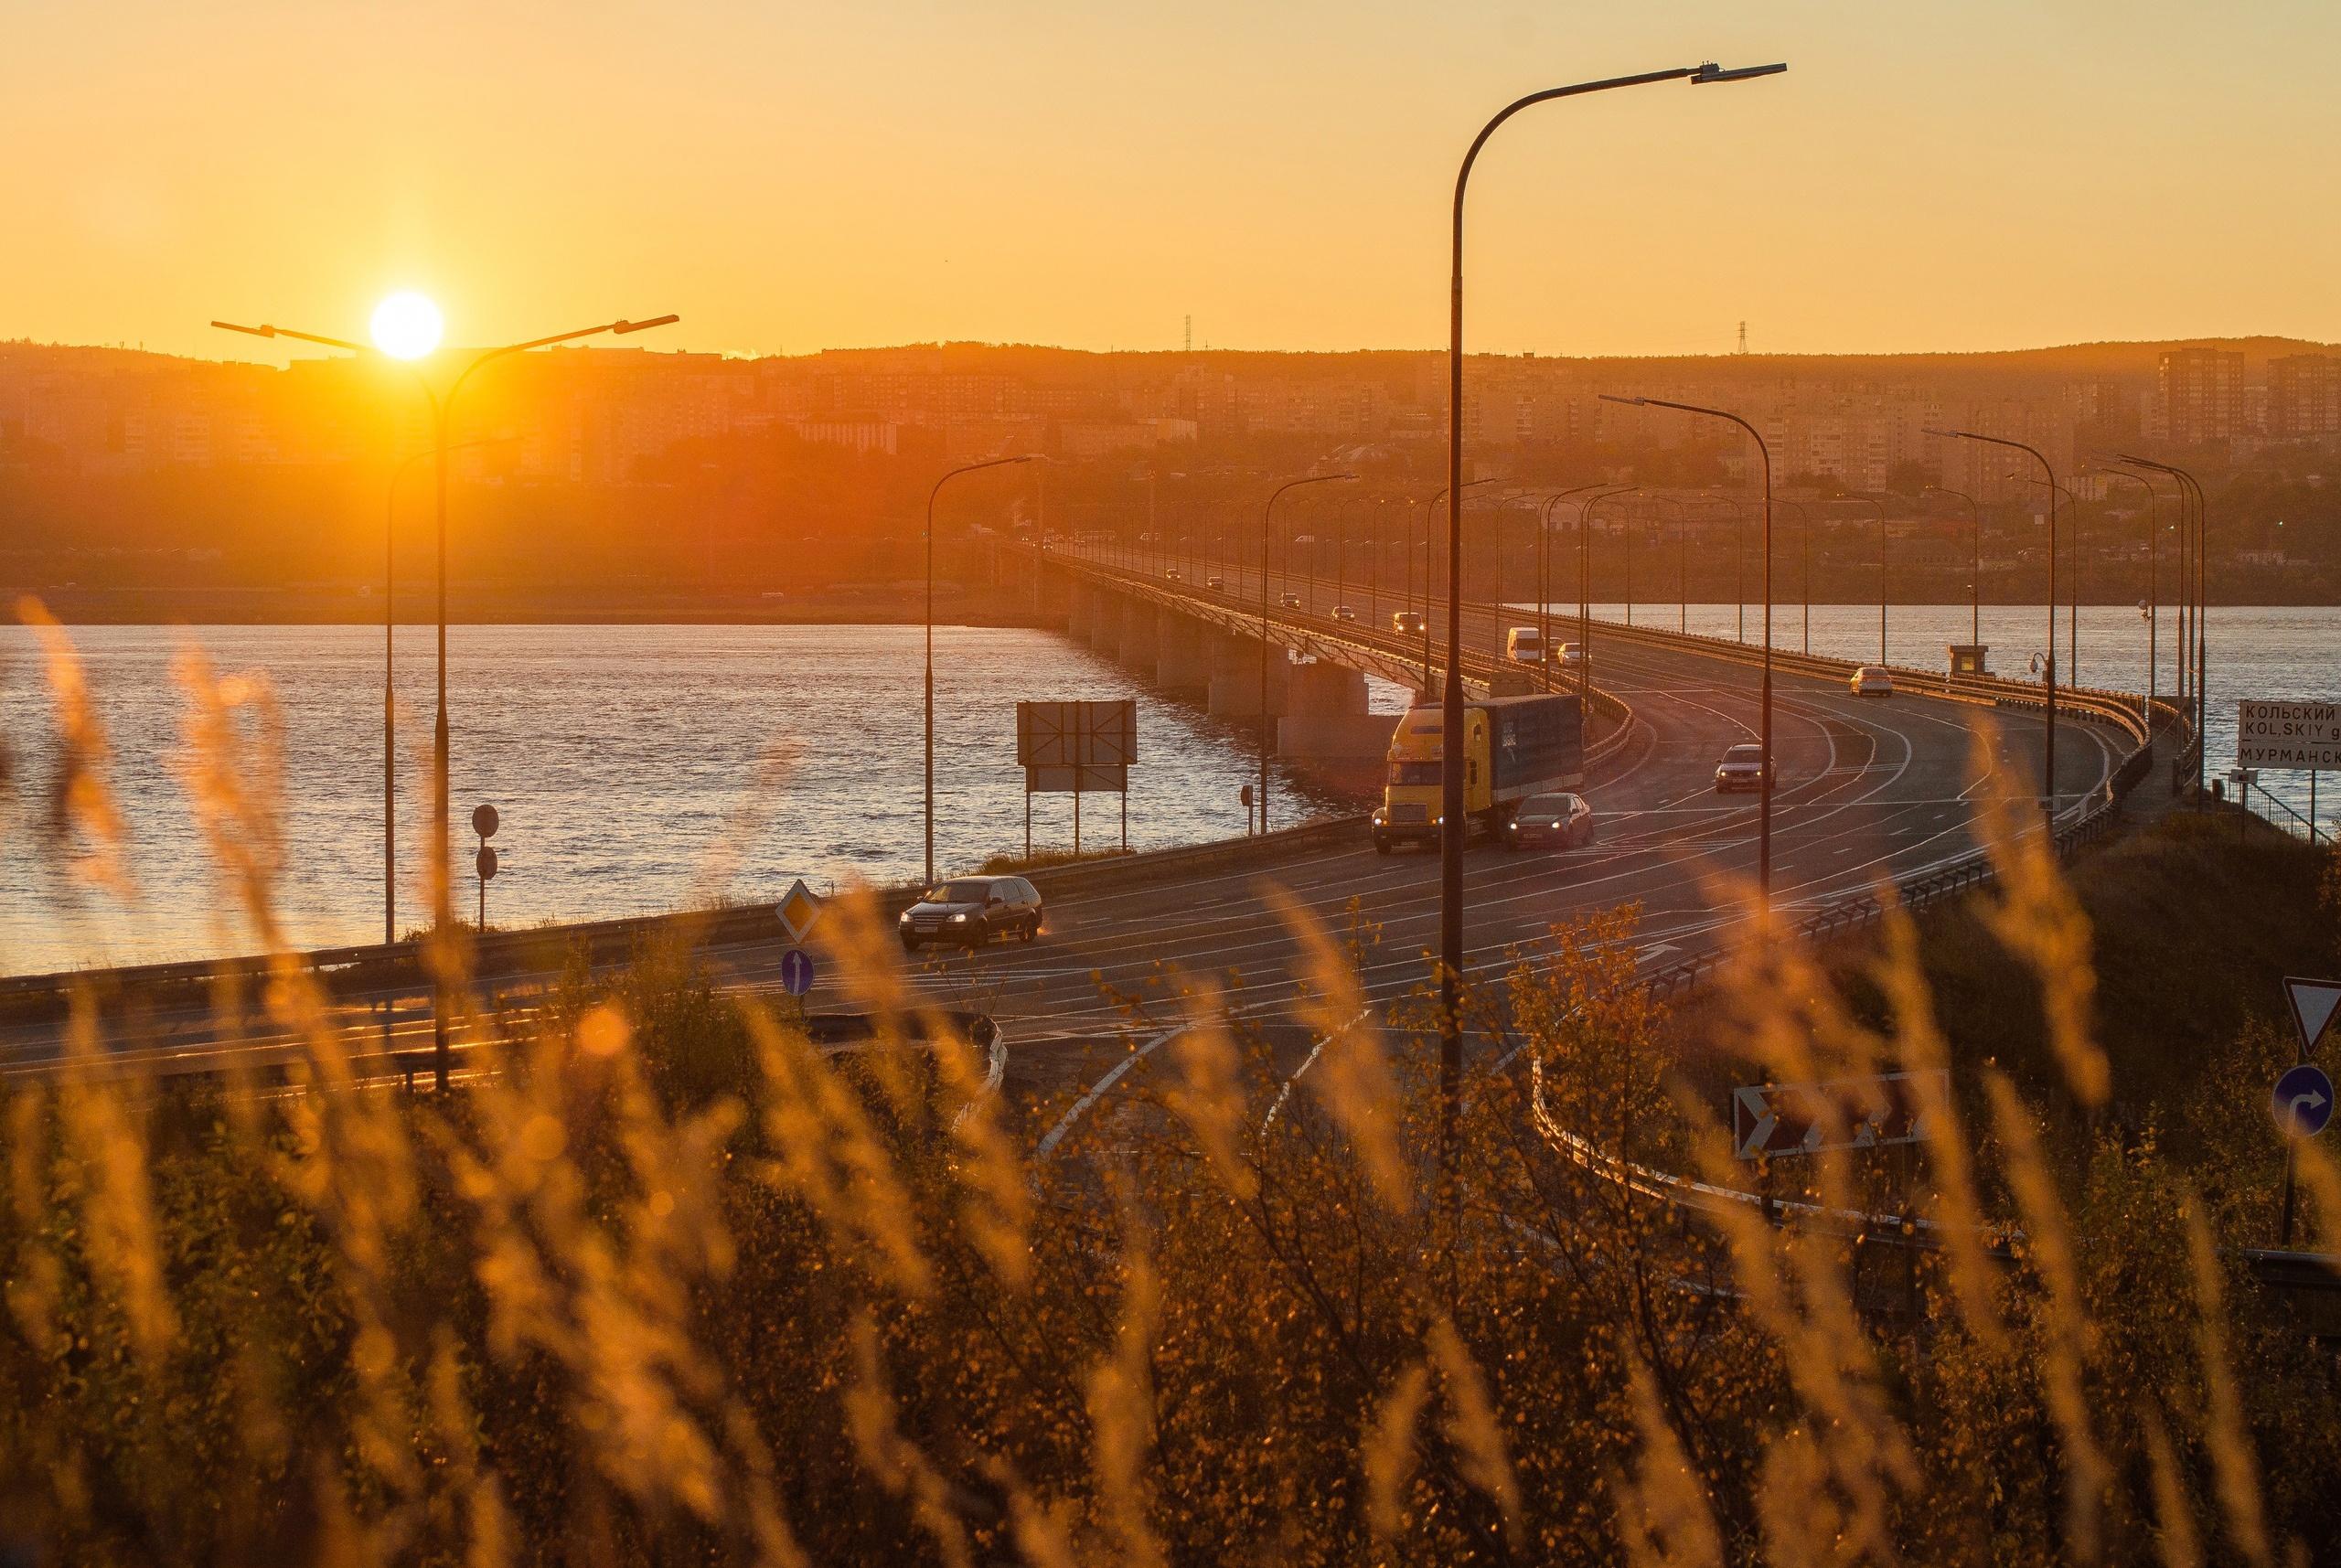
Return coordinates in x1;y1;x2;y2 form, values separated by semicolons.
1850;666;1895;698
1332;604;1358;622
1557;642;1584;667
1279;592;1304;610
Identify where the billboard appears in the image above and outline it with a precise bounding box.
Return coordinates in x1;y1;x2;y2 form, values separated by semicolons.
2237;700;2341;770
1017;700;1138;795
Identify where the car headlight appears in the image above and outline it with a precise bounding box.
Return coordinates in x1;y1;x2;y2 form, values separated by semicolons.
948;912;969;923
899;912;913;923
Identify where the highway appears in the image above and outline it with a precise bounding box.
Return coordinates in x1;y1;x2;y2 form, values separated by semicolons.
0;557;2131;1135
723;551;2124;1119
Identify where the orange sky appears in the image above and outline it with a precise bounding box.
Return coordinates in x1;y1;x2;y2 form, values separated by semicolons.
8;1;2338;363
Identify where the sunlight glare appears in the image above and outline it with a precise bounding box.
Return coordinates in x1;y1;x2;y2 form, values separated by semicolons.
369;291;444;359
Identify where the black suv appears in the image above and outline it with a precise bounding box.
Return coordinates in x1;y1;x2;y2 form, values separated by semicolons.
899;876;1044;951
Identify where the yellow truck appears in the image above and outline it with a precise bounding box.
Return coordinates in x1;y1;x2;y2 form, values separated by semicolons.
1371;692;1584;853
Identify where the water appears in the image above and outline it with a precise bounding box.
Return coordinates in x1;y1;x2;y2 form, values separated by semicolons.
3;611;2330;976
1516;599;2341;833
0;624;1407;976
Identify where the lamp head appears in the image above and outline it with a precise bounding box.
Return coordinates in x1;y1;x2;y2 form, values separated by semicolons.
1692;59;1788;83
369;293;444;360
613;315;681;336
1598;394;1647;408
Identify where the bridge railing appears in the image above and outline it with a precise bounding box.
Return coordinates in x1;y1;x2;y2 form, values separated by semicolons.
1061;551;1643;768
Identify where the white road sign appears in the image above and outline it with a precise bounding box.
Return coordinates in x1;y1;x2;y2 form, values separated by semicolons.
2286;976;2341;1057
775;880;824;944
2236;700;2341;769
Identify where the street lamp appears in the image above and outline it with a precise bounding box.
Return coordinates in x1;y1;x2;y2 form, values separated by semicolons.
1580;485;1638;703
1260;474;1356;833
1780;497;1813;656
2116;453;2208;793
1847;494;1887;665
381;434;513;944
1541;482;1608;688
926;454;1037;886
214;304;678;1093
1929;427;2058;824
2093;464;2161;729
1924;484;1982;648
1440;60;1786;1179
1416;477;1500;690
1605;395;1775;906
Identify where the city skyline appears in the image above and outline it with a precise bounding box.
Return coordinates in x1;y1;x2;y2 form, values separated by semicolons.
9;1;2341;362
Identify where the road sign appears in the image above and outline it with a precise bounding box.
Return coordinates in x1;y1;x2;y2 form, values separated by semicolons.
2272;1063;2335;1139
778;948;816;997
472;803;500;838
2237;700;2341;770
475;845;498;881
2284;976;2341;1057
1732;1069;1947;1161
775;879;823;944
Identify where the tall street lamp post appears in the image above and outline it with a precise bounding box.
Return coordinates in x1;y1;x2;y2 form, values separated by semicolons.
1924;484;1982;648
1416;478;1499;690
1674;503;1689;634
381;434;511;944
1440;59;1785;1183
1580;485;1638;703
214;306;677;1092
1260;474;1355;834
1605;395;1775;906
926;454;1037;886
1850;495;1887;665
1541;482;1606;688
2098;464;2162;728
2118;453;2208;792
1930;428;2059;824
1778;497;1812;655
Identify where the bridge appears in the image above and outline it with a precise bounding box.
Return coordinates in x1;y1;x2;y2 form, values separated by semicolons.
3;539;2172;1088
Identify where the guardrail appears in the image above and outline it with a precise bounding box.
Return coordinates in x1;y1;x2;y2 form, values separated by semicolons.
1056;553;1642;769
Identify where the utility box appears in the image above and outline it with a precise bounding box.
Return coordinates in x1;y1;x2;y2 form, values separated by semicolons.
1947;643;1990;677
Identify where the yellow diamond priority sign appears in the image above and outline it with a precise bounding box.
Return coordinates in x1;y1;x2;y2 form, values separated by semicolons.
775;880;824;945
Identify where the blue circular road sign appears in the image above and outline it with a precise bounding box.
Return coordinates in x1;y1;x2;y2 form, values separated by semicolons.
779;947;817;997
2272;1063;2335;1139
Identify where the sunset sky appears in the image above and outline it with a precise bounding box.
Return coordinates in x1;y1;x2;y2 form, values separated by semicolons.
9;0;2338;363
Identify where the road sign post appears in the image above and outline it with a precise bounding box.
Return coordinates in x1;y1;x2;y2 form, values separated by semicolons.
471;804;499;931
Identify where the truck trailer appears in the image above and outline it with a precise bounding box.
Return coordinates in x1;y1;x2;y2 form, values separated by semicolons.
1371;692;1584;852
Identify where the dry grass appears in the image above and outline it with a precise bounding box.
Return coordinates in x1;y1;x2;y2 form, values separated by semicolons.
1;607;2337;1565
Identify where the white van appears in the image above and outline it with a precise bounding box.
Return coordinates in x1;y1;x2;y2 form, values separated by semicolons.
1505;626;1546;664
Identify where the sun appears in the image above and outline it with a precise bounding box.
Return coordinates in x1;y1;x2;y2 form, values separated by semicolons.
369;291;444;360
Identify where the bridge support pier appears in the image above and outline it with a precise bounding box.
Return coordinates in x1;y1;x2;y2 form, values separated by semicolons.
1154;613;1212;699
1207;632;1289;719
1117;599;1160;669
1276;663;1395;796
